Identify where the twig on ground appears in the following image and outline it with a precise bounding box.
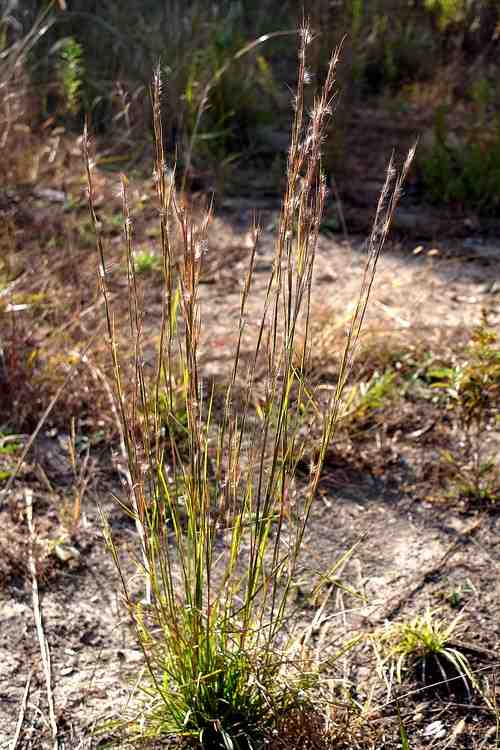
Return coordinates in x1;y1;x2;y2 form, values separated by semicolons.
25;488;59;750
10;670;33;750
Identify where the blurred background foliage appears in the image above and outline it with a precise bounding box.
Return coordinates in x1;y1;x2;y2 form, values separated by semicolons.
1;0;500;211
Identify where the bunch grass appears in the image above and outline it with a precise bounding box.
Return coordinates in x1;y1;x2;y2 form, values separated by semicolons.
84;25;414;748
377;607;475;696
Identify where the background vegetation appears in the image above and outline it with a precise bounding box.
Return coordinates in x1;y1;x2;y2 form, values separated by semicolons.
3;0;500;210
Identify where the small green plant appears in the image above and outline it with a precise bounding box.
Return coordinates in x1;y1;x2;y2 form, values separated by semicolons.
421;106;500;213
58;36;85;115
438;579;475;609
342;370;398;426
440;449;499;504
429;320;500;505
378;608;475;694
0;431;20;484
133;248;161;276
424;0;466;29
397;705;411;750
0;433;21;456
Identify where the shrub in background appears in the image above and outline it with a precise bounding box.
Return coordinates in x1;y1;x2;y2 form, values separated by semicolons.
421;98;500;213
7;1;500;206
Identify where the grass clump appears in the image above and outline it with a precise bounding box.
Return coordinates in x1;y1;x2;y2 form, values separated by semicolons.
85;24;414;748
133;248;162;276
131;601;311;748
377;607;475;696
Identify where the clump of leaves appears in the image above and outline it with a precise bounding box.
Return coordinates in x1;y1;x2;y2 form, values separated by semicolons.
378;608;475;695
342;370;398;427
0;430;21;483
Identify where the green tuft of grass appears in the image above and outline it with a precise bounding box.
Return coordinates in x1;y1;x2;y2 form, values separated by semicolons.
133;248;161;276
377;607;475;695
